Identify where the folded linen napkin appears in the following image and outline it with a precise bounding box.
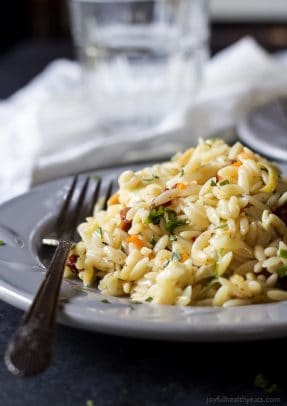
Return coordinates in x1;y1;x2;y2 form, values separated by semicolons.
1;37;287;204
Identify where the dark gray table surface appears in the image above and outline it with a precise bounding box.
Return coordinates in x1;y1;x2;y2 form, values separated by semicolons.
0;40;287;406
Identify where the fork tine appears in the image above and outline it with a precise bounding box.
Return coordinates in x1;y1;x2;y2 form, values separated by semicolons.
88;177;102;217
68;177;90;241
55;176;78;238
75;176;101;224
43;175;114;246
103;180;114;210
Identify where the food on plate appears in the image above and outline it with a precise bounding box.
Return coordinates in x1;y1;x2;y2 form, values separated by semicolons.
64;138;287;307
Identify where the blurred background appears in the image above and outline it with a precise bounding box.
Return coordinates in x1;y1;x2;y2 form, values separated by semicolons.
0;0;287;99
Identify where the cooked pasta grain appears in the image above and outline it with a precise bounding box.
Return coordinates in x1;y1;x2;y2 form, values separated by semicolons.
65;139;287;307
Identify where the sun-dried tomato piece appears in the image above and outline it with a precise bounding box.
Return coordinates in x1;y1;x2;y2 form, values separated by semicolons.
66;254;79;274
162;201;172;207
278;276;287;291
260;268;271;278
275;204;287;225
120;207;132;231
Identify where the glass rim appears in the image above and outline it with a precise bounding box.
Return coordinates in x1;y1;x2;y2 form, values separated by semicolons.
70;0;206;2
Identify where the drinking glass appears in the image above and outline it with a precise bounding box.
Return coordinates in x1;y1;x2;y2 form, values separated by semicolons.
69;0;209;134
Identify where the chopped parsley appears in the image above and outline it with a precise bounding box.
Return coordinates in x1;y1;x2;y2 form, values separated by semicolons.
180;168;185;176
146;206;186;234
206;138;219;146
170;235;178;241
266;384;279;395
0;240;5;246
96;227;103;238
162;251;181;268
150;236;157;247
162;259;171;269
254;373;278;394
129;300;142;305
218;248;225;257
145;297;153;302
210;180;216;187
215;224;228;230
165;209;186;234
100;299;110;304
143;175;160;182
145;206;165;225
171;251;181;261
219;179;229;186
276;264;287;278
279;249;287;258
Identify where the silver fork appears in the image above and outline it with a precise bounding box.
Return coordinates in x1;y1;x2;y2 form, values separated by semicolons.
4;175;113;377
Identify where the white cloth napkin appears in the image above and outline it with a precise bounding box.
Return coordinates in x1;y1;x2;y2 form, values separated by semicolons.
1;37;287;204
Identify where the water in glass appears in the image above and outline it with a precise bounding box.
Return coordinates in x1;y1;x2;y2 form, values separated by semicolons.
69;0;209;134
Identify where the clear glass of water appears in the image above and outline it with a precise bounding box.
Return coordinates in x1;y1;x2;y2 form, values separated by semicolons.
69;0;209;134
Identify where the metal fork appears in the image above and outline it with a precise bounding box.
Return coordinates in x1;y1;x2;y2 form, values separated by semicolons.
4;175;113;377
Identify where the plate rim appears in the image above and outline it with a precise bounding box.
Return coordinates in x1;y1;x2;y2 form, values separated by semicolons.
1;164;287;341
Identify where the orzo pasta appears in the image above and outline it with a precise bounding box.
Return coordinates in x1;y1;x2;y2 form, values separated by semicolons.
64;139;287;307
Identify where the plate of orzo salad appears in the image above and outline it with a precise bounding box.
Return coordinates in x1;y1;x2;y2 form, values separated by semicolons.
2;138;287;341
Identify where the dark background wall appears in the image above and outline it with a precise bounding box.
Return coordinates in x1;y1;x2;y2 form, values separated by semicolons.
0;0;70;55
0;1;286;57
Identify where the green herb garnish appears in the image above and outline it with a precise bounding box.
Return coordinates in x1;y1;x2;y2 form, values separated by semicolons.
279;249;287;258
162;259;171;269
219;179;229;186
215;224;228;230
276;264;287;278
210;180;216;187
171;251;181;261
146;206;186;234
101;299;110;304
218;248;225;257
143;175;160;182
145;206;165;225
162;250;181;267
206;138;219;145
0;240;5;246
254;373;278;394
145;297;153;302
170;235;178;241
255;373;268;389
265;384;279;394
180;168;185;176
150;236;157;247
165;209;186;234
129;300;142;305
96;227;103;238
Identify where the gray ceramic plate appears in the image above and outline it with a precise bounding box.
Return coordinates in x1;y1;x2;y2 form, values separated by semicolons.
1;164;287;342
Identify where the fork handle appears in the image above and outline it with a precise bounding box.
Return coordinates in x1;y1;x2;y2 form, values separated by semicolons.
4;240;73;377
